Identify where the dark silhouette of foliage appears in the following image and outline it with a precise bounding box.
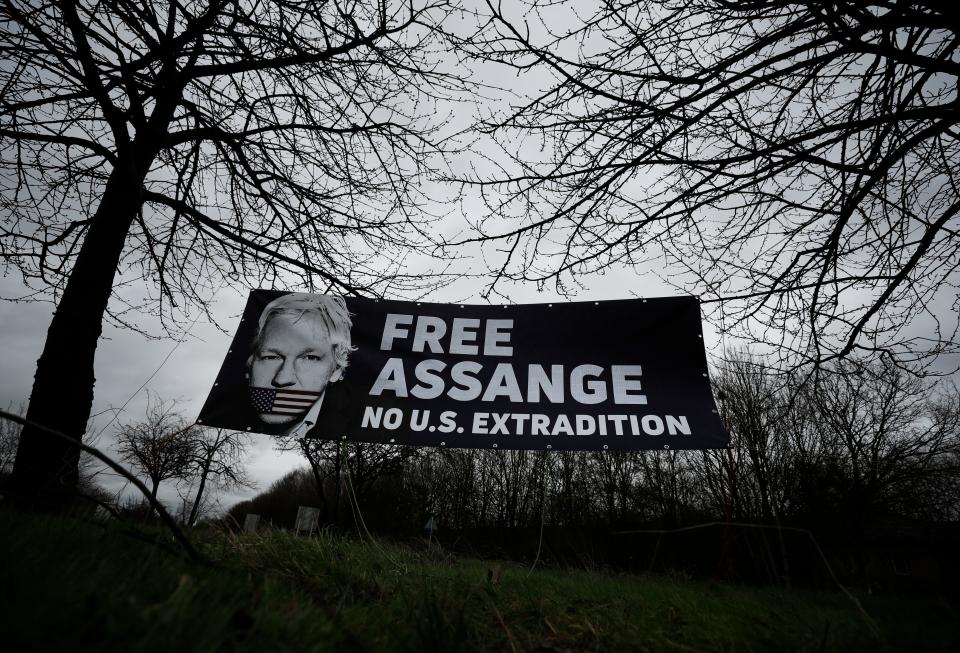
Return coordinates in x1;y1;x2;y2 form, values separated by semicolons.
226;468;321;530
235;352;959;538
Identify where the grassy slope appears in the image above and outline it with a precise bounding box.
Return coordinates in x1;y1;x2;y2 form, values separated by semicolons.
1;511;956;652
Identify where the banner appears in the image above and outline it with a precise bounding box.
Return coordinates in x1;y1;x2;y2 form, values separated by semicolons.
197;291;728;450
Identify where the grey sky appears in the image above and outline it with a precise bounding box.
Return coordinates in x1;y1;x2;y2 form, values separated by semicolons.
2;1;956;517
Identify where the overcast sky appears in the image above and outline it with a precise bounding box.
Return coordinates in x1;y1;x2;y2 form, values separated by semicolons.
2;2;957;519
0;2;689;516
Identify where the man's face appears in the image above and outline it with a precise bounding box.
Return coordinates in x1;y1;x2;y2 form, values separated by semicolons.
249;312;343;424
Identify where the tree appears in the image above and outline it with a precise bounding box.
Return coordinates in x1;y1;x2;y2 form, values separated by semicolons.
713;352;791;520
461;1;960;369
802;358;960;527
116;397;196;510
295;437;414;526
182;427;253;527
226;467;320;530
1;403;110;504
588;450;640;524
1;0;464;503
692;350;960;526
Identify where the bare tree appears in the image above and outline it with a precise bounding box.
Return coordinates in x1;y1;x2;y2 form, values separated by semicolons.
713;352;793;520
228;355;959;535
459;1;960;369
804;358;960;526
547;451;593;527
692;350;960;526
1;0;466;504
116;398;196;510
589;450;641;524
182;427;253;527
636;450;695;526
296;438;335;521
296;438;414;526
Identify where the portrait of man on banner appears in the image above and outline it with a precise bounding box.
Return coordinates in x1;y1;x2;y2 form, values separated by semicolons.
199;291;729;451
245;292;357;439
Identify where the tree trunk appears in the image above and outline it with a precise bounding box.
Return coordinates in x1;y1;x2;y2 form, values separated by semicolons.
333;445;343;527
188;455;213;527
146;476;163;521
300;441;329;523
10;158;147;508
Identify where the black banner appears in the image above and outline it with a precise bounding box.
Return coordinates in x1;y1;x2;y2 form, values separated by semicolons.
197;291;728;450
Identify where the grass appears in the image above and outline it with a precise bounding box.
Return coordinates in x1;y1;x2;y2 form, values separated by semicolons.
1;510;957;652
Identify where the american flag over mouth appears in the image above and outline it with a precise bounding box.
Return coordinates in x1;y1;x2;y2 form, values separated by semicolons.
250;387;322;416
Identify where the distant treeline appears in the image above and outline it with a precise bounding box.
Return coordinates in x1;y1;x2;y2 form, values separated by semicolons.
228;354;960;543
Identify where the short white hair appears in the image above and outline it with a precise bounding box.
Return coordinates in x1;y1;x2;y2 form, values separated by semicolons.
249;292;355;370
